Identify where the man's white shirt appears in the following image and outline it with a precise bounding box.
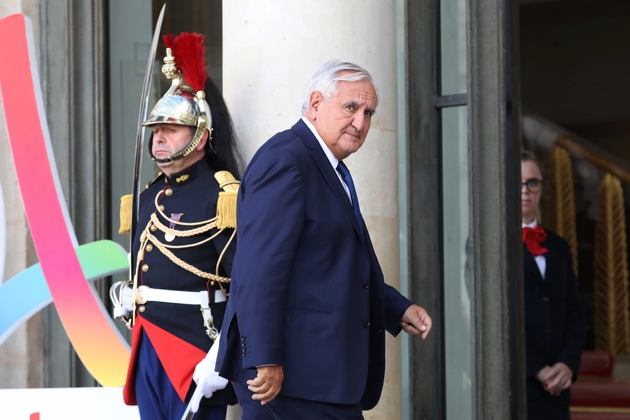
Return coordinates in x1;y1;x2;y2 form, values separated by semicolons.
301;117;352;203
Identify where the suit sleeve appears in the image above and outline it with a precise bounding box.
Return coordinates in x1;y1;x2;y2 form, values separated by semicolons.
523;247;549;378
556;243;586;380
382;283;412;336
364;230;412;336
526;335;548;378
234;150;305;369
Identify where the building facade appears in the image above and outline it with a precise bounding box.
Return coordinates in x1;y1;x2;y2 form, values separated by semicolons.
4;0;629;419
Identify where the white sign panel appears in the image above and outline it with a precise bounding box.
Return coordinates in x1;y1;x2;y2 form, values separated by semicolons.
0;387;140;420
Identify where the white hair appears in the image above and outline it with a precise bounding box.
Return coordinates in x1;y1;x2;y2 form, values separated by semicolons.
301;60;379;116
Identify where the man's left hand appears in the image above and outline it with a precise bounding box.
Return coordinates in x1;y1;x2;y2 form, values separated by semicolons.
401;304;432;339
248;365;284;405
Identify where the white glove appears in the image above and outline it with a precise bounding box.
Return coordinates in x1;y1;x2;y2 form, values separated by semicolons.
190;333;228;413
112;283;133;319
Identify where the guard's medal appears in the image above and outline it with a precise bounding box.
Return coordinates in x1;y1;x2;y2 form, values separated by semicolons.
165;213;183;242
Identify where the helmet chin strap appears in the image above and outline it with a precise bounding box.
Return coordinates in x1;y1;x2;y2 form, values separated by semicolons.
149;146;187;164
147;131;201;164
150;151;180;164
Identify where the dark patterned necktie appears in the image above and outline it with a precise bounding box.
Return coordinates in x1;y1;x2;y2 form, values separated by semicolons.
337;161;366;240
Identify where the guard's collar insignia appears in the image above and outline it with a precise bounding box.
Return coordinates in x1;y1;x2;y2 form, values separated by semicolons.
165;159;207;187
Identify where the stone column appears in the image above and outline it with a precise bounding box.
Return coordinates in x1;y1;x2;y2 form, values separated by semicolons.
223;2;402;419
0;0;44;389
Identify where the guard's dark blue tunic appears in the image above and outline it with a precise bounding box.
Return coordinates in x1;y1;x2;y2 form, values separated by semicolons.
123;158;236;409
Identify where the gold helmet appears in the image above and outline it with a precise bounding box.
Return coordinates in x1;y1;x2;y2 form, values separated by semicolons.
143;33;212;162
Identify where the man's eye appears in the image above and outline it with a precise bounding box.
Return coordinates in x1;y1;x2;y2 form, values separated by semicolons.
345;104;355;110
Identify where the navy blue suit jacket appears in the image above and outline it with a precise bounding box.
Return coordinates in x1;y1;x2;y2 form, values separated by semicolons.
524;228;586;409
217;120;412;409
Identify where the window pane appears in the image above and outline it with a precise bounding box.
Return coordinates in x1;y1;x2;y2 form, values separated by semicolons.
442;105;473;419
108;0;155;253
440;0;467;95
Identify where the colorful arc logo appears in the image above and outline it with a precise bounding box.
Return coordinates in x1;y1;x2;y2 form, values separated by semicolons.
0;14;130;386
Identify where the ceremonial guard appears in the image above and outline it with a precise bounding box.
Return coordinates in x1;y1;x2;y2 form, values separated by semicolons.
111;32;241;420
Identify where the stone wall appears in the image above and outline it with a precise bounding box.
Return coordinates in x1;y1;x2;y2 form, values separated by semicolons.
223;2;402;418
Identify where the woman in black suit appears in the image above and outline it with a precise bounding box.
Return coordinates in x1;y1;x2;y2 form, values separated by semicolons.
521;151;586;420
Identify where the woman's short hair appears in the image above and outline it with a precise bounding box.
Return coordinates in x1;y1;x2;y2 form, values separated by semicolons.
521;150;543;172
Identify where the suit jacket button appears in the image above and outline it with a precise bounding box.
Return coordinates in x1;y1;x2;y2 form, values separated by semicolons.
363;320;370;327
542;296;549;303
363;282;369;289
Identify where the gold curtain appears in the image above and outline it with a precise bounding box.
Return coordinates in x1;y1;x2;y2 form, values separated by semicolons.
594;173;630;355
542;145;578;277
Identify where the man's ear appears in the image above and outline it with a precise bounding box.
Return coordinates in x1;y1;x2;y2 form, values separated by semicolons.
196;129;209;151
309;91;324;112
305;91;324;121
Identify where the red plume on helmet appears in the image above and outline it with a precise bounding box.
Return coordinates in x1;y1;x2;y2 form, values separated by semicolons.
162;34;173;49
171;32;208;93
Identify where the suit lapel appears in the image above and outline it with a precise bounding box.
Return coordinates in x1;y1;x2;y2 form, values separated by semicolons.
541;231;556;282
291;120;365;242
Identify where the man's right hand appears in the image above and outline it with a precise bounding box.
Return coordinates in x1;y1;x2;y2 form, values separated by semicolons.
111;282;134;319
121;285;133;312
247;365;284;405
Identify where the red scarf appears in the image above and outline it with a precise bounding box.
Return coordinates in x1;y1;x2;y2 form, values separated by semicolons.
522;226;548;257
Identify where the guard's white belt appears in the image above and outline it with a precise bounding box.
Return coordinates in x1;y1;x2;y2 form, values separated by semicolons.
135;285;226;306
